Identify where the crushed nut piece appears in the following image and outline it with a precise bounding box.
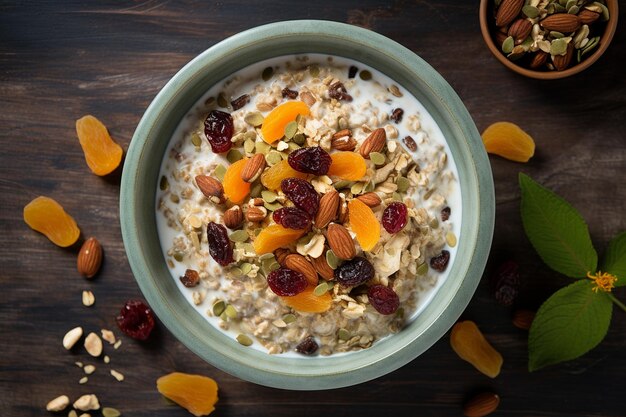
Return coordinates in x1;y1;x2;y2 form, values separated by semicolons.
113;340;122;350
46;395;70;412
79;376;89;384
103;355;110;364
101;329;116;345
84;333;103;357
110;369;124;382
63;327;83;350
83;364;96;375
73;394;100;411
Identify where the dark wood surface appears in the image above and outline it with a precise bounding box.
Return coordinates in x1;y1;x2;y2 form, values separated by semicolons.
1;1;625;416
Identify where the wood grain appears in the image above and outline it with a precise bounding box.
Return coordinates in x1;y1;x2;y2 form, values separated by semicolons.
1;1;624;416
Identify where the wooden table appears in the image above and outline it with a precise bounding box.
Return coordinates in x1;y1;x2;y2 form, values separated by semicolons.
1;1;624;416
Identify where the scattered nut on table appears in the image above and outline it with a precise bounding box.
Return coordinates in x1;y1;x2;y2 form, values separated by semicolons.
101;329;116;344
63;326;83;350
84;332;103;357
73;394;100;411
46;394;70;412
82;290;95;307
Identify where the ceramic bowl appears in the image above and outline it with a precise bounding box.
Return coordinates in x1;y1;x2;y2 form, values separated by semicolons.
120;20;494;390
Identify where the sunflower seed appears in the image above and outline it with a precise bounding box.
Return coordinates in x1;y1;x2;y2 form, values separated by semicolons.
350;182;364;195
417;262;428;275
102;408;121;417
388;84;403;97
244;139;255;154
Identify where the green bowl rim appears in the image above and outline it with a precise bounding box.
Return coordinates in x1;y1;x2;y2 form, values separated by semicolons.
120;19;494;390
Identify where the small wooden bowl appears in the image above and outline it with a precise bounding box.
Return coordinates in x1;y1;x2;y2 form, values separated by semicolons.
479;0;618;79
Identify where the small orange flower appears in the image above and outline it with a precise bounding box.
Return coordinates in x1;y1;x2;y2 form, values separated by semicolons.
586;271;618;293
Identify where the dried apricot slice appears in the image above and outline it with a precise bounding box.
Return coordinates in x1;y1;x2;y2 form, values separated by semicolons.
261;101;310;144
222;158;250;204
450;321;503;378
253;224;306;255
282;285;332;313
348;199;380;251
23;196;80;247
260;159;307;190
327;152;367;181
75;115;123;176
157;372;218;416
481;121;535;163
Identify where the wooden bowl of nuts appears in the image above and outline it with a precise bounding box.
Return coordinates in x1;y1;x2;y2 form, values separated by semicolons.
479;0;618;79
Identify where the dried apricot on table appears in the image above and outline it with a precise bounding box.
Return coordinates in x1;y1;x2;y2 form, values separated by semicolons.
261;101;310;144
157;372;218;416
348;199;380;251
23;196;80;247
327;152;367;181
253;224;306;255
481;121;535;163
261;159;307;190
282;285;332;313
222;158;250;204
450;320;503;378
75;115;123;175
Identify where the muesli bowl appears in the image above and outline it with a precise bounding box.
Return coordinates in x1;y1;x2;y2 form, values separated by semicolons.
120;20;494;390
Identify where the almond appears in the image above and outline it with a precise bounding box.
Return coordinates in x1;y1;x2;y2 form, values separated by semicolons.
540;13;581;33
77;237;103;278
274;248;291;267
359;128;386;158
529;51;549;69
463;392;500;417
331;129;357;151
246;206;266;222
315;190;339;228
195;175;224;201
512;309;535;330
553;42;574;71
356;192;382;208
495;0;524;27
508;18;532;44
326;223;355;260
285;254;318;286
241;153;266;183
578;9;600;25
311;252;335;280
337;199;349;224
223;206;243;229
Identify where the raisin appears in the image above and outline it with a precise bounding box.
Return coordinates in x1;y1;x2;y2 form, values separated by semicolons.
287;146;332;175
382;202;408;234
335;256;374;287
204;110;233;153
295;336;319;355
403;135;417;152
328;81;352;102
441;206;451;222
116;300;155;340
207;222;234;266
230;94;250;110
281;177;320;217
430;250;450;272
273;207;311;230
348;65;358;78
281;87;298;99
267;267;307;296
491;260;520;306
368;285;400;315
179;269;200;287
390;108;404;123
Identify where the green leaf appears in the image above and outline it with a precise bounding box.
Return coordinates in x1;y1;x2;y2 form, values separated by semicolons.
602;231;626;287
519;173;597;278
528;280;612;371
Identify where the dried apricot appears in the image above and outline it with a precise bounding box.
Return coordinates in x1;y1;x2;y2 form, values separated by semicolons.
450;321;503;378
222;158;250;204
260;159;307;190
348;199;380;251
75;115;123;176
253;224;306;255
157;372;218;416
481;121;535;163
281;285;332;313
327;152;367;181
23;196;80;247
261;101;310;144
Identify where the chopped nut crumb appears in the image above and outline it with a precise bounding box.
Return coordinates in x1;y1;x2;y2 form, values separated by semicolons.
110;369;124;382
103;355;110;364
113;340;122;350
82;290;95;307
79;376;88;384
84;333;103;357
83;364;96;375
101;329;116;345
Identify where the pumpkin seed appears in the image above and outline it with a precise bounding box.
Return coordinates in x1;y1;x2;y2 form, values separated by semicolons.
313;282;329;296
191;132;202;147
565;0;576;11
264;201;283;212
244;139;255;154
261;66;274;81
416;262;428;275
244;130;257;141
169;194;179;203
446;231;457;247
266;150;282;165
369;152;385;165
333;180;353;190
225;304;238;319
220;311;228;321
249;182;262;198
567;5;579;14
69;410;78;417
596;1;609;21
214;164;227;181
229;230;249;243
230;267;243;278
554;4;566;12
288;142;300;152
309;65;320;77
581;36;600;56
502;36;514;54
261;190;278;203
173;251;184;262
326;250;339;269
392;192;402;202
283;313;297;324
284;121;298;139
227;149;243;163
550;38;568;55
550;31;564;39
388;84;403;97
102;407;121;417
350;182;364;195
364;181;375;193
359;70;372;81
236;334;253;346
337;328;350;341
295;114;302;124
547;3;556;14
255;141;270;155
293;133;306;145
430;218;439;229
217;92;228;108
522;5;539;18
244;112;264;127
396;176;410;193
259;253;275;261
212;300;226;316
240;262;253;275
338;117;349;130
159;175;169;191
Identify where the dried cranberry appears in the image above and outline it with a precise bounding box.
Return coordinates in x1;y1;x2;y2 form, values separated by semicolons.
328;81;352;102
207;222;233;266
281;178;320;217
281;87;298;99
368;285;400;315
273;207;311;230
295;336;319;355
403;136;417;152
230;94;250;110
491;260;520;306
348;65;358;78
267;267;307;296
382;202;408;234
287;146;332;175
390;108;404;123
116;300;155;340
204;110;233;153
430;250;450;272
441;206;451;222
335;256;375;287
179;269;200;287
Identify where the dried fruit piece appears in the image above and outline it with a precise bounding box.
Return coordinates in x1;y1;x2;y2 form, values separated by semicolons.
491;260;520;306
273;207;311;230
261;159;308;190
204;110;233;153
348;199;380;251
77;237;103;278
481;122;535;163
207;222;234;266
261;101;310;144
328;81;352;101
390;108;404;123
368;285;400;315
180;269;200;287
295;336;319;355
75;115;123;176
282;285;332;313
157;372;219;417
463;392;500;417
116;299;155;340
267;267;307;296
253;224;306;255
326;152;367;181
382;202;408;234
23;196;80;247
430;250;450;272
281;87;298;99
450;321;503;378
222;159;251;204
335;256;374;287
288;146;332;175
512;309;535;330
441;206;451;221
281;177;319;217
230;94;250;110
